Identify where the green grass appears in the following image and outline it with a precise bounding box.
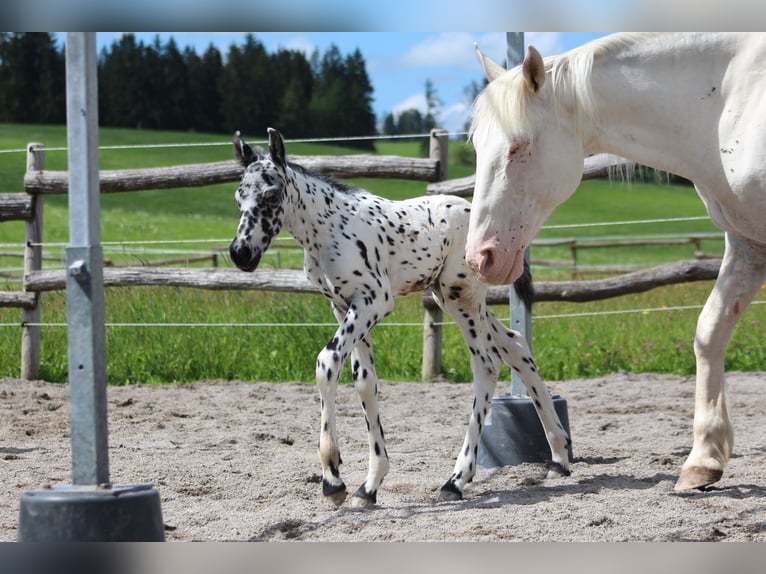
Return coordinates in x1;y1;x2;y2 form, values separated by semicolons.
1;123;764;385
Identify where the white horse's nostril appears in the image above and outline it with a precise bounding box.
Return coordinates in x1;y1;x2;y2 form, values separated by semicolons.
478;246;495;275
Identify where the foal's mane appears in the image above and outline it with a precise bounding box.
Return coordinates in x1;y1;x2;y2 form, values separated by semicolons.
469;33;655;143
286;159;359;195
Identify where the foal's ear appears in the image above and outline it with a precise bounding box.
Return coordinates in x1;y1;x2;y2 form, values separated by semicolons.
233;131;261;167
522;45;545;93
474;43;506;83
267;128;287;170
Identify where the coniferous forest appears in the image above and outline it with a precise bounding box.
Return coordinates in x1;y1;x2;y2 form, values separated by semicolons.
0;32;379;149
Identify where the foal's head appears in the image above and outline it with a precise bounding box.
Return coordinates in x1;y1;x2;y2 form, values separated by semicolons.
229;128;289;272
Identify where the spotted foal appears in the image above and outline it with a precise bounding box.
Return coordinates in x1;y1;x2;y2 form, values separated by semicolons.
229;128;570;507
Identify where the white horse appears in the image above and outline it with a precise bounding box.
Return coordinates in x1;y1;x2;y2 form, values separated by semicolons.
466;32;766;492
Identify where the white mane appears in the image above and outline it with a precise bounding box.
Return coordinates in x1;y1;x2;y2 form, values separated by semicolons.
470;33;658;144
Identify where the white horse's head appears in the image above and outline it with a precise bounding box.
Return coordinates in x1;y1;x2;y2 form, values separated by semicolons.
466;44;587;285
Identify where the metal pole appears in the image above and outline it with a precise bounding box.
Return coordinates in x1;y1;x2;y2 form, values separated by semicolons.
478;32;571;470
506;32;532;396
18;33;164;542
64;32;109;486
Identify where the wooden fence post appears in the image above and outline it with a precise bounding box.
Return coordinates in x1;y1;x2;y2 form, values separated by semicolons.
422;129;449;380
21;143;44;380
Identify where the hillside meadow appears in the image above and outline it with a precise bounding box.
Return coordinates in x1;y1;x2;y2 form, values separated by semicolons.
1;123;764;385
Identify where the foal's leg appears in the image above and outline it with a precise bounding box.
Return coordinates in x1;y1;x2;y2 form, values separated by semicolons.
329;304;390;507
676;234;766;491
485;312;571;476
316;298;391;507
349;335;390;507
315;322;347;507
437;294;502;501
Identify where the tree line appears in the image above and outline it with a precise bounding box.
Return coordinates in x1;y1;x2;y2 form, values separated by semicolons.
0;32;380;149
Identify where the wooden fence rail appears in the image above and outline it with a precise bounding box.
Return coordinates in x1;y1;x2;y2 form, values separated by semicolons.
427;153;630;196
8;132;448;380
24;258;722;302
1;136;720;381
532;233;724;274
24;155;441;195
421;258;721;311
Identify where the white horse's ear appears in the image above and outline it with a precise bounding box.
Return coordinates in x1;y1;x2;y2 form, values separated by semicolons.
522;45;545;93
267;127;287;170
474;43;506;83
233;130;260;167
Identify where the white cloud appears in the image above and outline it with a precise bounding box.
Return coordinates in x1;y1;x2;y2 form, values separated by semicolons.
401;33;505;70
398;32;567;73
440;101;471;134
392;93;428;117
525;32;566;58
277;34;317;56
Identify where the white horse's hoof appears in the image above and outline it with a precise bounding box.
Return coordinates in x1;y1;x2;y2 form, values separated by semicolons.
674;466;723;491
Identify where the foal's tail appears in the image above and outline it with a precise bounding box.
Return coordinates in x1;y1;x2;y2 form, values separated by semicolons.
512;257;534;312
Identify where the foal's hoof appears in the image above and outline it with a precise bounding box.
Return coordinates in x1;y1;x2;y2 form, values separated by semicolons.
674;466;723;492
546;462;571;479
351;485;377;508
438;481;463;501
323;480;348;507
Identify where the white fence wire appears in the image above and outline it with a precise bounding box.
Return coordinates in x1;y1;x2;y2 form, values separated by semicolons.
0;131;741;332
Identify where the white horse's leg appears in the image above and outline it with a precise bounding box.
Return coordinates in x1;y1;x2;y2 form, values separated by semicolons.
316;299;391;507
676;233;766;491
349;335;390;507
438;295;501;501
485;312;571;477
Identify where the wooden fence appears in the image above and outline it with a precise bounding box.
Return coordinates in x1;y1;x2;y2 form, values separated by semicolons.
2;136;721;381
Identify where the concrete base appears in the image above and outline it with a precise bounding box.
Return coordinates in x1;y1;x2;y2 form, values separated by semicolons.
478;394;572;468
18;483;164;542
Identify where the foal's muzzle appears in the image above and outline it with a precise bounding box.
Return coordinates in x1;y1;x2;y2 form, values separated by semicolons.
229;241;261;272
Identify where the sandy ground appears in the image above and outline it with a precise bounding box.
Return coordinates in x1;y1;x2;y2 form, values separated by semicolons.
1;371;765;542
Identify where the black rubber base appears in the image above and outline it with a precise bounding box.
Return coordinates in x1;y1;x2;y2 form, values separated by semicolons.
478;394;573;468
18;484;164;542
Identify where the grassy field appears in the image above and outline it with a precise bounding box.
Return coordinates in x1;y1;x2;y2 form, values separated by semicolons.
1;123;764;385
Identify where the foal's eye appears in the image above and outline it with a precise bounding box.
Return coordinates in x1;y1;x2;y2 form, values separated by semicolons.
262;187;282;206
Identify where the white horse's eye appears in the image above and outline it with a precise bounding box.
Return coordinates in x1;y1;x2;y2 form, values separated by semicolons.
507;137;531;160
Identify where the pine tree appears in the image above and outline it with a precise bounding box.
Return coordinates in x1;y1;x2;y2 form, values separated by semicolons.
381;112;397;136
0;33;380;141
160;37;189;131
219;34;275;135
420;78;442;154
271;49;313;138
0;33;65;124
187;44;223;133
98;33;147;128
308;44;345;139
343;48;376;148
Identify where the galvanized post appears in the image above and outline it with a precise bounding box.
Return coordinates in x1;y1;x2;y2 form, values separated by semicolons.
64;32;110;486
477;33;572;470
506;32;532;396
18;33;164;542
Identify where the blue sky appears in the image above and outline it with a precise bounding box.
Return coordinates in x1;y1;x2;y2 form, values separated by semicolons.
76;32;610;135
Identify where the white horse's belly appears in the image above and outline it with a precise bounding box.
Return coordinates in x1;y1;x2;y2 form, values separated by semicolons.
696;180;766;245
710;36;766;242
